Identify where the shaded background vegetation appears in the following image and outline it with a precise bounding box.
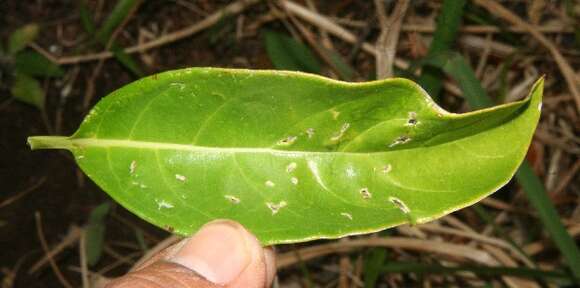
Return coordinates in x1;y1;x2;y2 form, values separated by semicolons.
1;0;579;287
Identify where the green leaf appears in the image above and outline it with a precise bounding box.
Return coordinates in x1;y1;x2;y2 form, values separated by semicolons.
85;202;111;266
8;24;39;55
11;73;44;109
263;30;321;73
15;51;64;77
27;68;542;245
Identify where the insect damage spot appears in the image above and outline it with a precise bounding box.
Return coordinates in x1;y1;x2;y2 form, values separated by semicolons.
277;136;297;146
389;135;411;147
382;164;392;174
306;128;315;138
265;180;275;187
175;174;187;181
340;212;353;220
346;166;357;178
538;102;542;111
291;177;299;185
286;162;297;173
129;160;137;174
331;123;350;141
170;82;186;91
266;201;287;215
132;181;147;189
330;109;340;119
308;160;330;191
224;195;240;204
360;188;372;199
406;112;418;126
389;197;410;214
156;199;174;209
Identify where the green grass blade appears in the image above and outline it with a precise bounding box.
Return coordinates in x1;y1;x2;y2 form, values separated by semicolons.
382;262;576;283
417;0;466;99
110;43;143;77
364;248;387;288
516;162;580;277
427;51;580;278
94;0;138;43
134;229;148;251
79;0;143;77
79;0;96;35
327;49;355;81
424;51;492;109
263;30;321;74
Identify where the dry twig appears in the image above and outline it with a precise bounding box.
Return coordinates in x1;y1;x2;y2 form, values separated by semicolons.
0;177;46;209
79;229;89;288
375;0;410;78
474;0;580;111
39;0;261;65
277;236;497;269
34;212;74;288
29;225;82;274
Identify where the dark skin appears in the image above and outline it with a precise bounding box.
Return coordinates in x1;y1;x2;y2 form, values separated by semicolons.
107;220;276;288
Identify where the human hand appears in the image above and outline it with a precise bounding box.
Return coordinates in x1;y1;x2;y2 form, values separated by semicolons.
107;220;276;288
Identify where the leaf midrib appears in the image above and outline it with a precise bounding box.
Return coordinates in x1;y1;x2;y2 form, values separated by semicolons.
70;138;387;155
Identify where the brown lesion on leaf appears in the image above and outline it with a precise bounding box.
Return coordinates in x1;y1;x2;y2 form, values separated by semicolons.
305;128;315;138
265;180;275;187
340;212;353;220
389;135;411;147
290;177;299;185
129;160;137;174
286;162;297;173
331;123;350;141
266;201;287;214
224;195;240;204
382;164;392;174
360;188;372;199
406;112;418;127
277;135;297;146
389;196;410;214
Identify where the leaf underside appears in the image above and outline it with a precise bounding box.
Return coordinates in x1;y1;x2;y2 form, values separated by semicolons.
28;68;543;245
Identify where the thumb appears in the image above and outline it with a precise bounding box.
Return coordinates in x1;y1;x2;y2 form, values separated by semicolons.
106;220;276;288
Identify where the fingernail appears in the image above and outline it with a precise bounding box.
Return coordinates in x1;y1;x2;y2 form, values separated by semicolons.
169;220;251;285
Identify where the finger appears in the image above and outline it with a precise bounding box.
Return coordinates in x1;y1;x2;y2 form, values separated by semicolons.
168;220;276;288
106;261;220;288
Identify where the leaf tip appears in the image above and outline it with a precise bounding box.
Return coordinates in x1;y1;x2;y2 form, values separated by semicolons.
528;76;544;110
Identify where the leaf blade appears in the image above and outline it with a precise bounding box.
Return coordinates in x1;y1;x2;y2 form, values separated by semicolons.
28;68;542;245
11;73;44;109
8;24;39;55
